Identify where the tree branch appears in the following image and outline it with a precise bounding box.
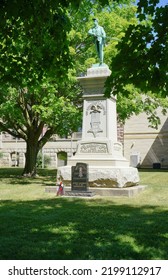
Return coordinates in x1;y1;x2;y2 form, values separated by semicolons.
38;127;55;150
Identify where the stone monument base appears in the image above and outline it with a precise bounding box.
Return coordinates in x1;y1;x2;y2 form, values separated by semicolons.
57;165;139;188
45;185;146;197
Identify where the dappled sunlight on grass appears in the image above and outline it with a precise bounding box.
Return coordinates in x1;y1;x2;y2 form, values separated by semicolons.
0;168;168;260
0;198;168;260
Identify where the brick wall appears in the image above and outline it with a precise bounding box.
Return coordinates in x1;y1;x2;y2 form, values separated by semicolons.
117;122;124;145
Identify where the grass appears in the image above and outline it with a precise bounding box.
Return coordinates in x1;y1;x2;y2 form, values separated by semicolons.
0;167;168;260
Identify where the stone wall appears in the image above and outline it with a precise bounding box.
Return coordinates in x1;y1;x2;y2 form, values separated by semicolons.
0;133;79;168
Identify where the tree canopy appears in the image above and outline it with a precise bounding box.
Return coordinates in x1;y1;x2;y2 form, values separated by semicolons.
105;0;168;96
0;0;83;175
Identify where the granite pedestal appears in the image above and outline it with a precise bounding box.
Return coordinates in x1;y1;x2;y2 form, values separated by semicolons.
58;64;139;188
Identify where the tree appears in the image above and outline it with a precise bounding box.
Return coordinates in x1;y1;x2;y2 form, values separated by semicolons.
0;0;83;176
105;0;168;96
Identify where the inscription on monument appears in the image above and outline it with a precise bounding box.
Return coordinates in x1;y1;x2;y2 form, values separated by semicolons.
71;163;88;191
80;143;108;153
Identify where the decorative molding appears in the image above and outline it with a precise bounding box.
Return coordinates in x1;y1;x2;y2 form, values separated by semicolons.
85;88;104;95
87;65;111;77
86;101;106;115
114;143;122;151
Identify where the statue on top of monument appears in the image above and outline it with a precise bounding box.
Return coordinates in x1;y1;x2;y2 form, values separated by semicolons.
88;18;106;66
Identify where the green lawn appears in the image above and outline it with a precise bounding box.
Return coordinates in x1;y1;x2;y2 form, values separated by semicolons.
0;168;168;260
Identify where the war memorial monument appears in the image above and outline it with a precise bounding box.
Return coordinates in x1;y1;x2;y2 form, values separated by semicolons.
57;18;141;196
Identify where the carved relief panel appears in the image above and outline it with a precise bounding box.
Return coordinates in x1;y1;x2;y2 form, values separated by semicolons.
85;100;106;138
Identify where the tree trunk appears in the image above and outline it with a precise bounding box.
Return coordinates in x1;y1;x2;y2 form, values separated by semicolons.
23;139;39;177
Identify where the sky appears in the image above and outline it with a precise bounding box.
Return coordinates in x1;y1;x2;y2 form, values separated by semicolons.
158;0;167;7
135;0;167;6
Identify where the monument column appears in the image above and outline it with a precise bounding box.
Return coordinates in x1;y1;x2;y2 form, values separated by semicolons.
57;64;139;188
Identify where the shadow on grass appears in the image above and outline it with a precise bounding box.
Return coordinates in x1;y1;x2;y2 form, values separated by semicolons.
138;168;168;173
0;168;57;178
0;198;167;260
0;168;56;185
